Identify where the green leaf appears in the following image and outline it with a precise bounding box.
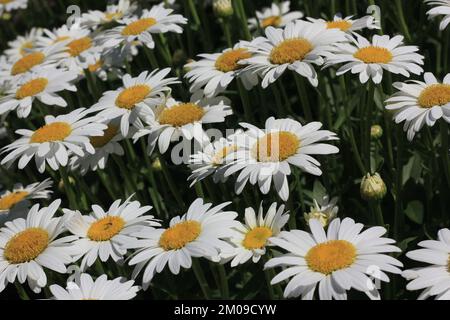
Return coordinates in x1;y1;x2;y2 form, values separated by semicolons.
405;201;424;224
397;236;418;252
313;180;326;202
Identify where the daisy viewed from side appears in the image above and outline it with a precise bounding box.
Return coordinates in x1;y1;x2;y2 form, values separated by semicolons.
307;14;379;33
64;197;159;271
50;273;140;300
0;67;78;118
224;117;339;201
403;228;450;300
385;72;450;141
221;202;289;267
133;92;232;155
4;27;43;62
80;0;137;29
303;194;338;227
0;178;52;225
241;20;347;88
126;198;238;289
0;0;27;15
265;217;403;299
188;133;241;187
92;68;179;136
425;0;450;30
184;41;258;97
324;34;424;84
248;1;304;30
1;108;107;173
0;199;76;293
69;120;127;175
99;3;187;51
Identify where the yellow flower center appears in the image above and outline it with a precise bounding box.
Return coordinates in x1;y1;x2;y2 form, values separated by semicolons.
305;240;357;275
211;145;237;166
11;52;45;75
251;131;300;162
19;41;34;56
270;38;313;65
326;20;352;31
4;228;49;264
53;36;71;43
30;122;72;143
121;18;157;36
159;220;202;251
87;216;125;241
158;103;205;127
215;48;252;73
0;191;29;211
90;124;118;148
0;0;13;4
15;78;48;99
261;15;282;28
105;11;122;21
242;226;273;250
115;85;151;110
88;59;103;72
418;84;450;108
354;46;393;64
67;37;93;57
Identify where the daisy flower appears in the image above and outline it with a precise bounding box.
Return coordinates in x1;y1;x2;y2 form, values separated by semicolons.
0;0;27;15
0;43;67;80
248;1;304;30
184;41;258;98
188;132;241;187
307;14;379;33
99;3;187;51
240;20;347;88
92;68;179;136
64;197;160;271
0;199;76;294
133;92;232;155
126;198;238;289
0;108;107;173
265;217;403;300
385;72;450;141
50;273;140;300
224;117;339;201
0;178;52;225
79;50;125;81
80;0;137;29
303;194;338;227
69;120;127;175
0;67;78;118
425;0;450;30
222;202;289;267
4;27;43;62
324;33;424;84
403;228;450;300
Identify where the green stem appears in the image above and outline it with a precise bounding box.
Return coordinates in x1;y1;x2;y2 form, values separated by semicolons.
59;167;77;209
234;0;252;40
158;155;185;209
440;120;450;188
222;19;233;47
192;259;211;299
15;282;30;300
217;264;229;299
187;0;201;26
143;46;159;70
294;75;313;122
394;126;404;239
237;79;252;121
364;83;375;172
394;0;411;42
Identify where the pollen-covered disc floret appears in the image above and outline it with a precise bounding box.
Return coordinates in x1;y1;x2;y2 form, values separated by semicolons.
385;72;450;141
1;108;107;173
127;198;239;290
403;228;450;300
220;202;289;267
324;33;424;84
64;196;159;271
265;217;403;299
240;20;347;88
0;200;75;294
224;117;339;201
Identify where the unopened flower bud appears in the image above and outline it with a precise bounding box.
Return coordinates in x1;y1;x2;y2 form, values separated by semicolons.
360;173;387;201
213;0;234;18
151;158;162;171
371;125;383;140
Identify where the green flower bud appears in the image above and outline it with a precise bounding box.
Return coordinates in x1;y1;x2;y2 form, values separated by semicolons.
213;0;234;18
360;173;387;201
151;158;162;171
371;125;383;140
